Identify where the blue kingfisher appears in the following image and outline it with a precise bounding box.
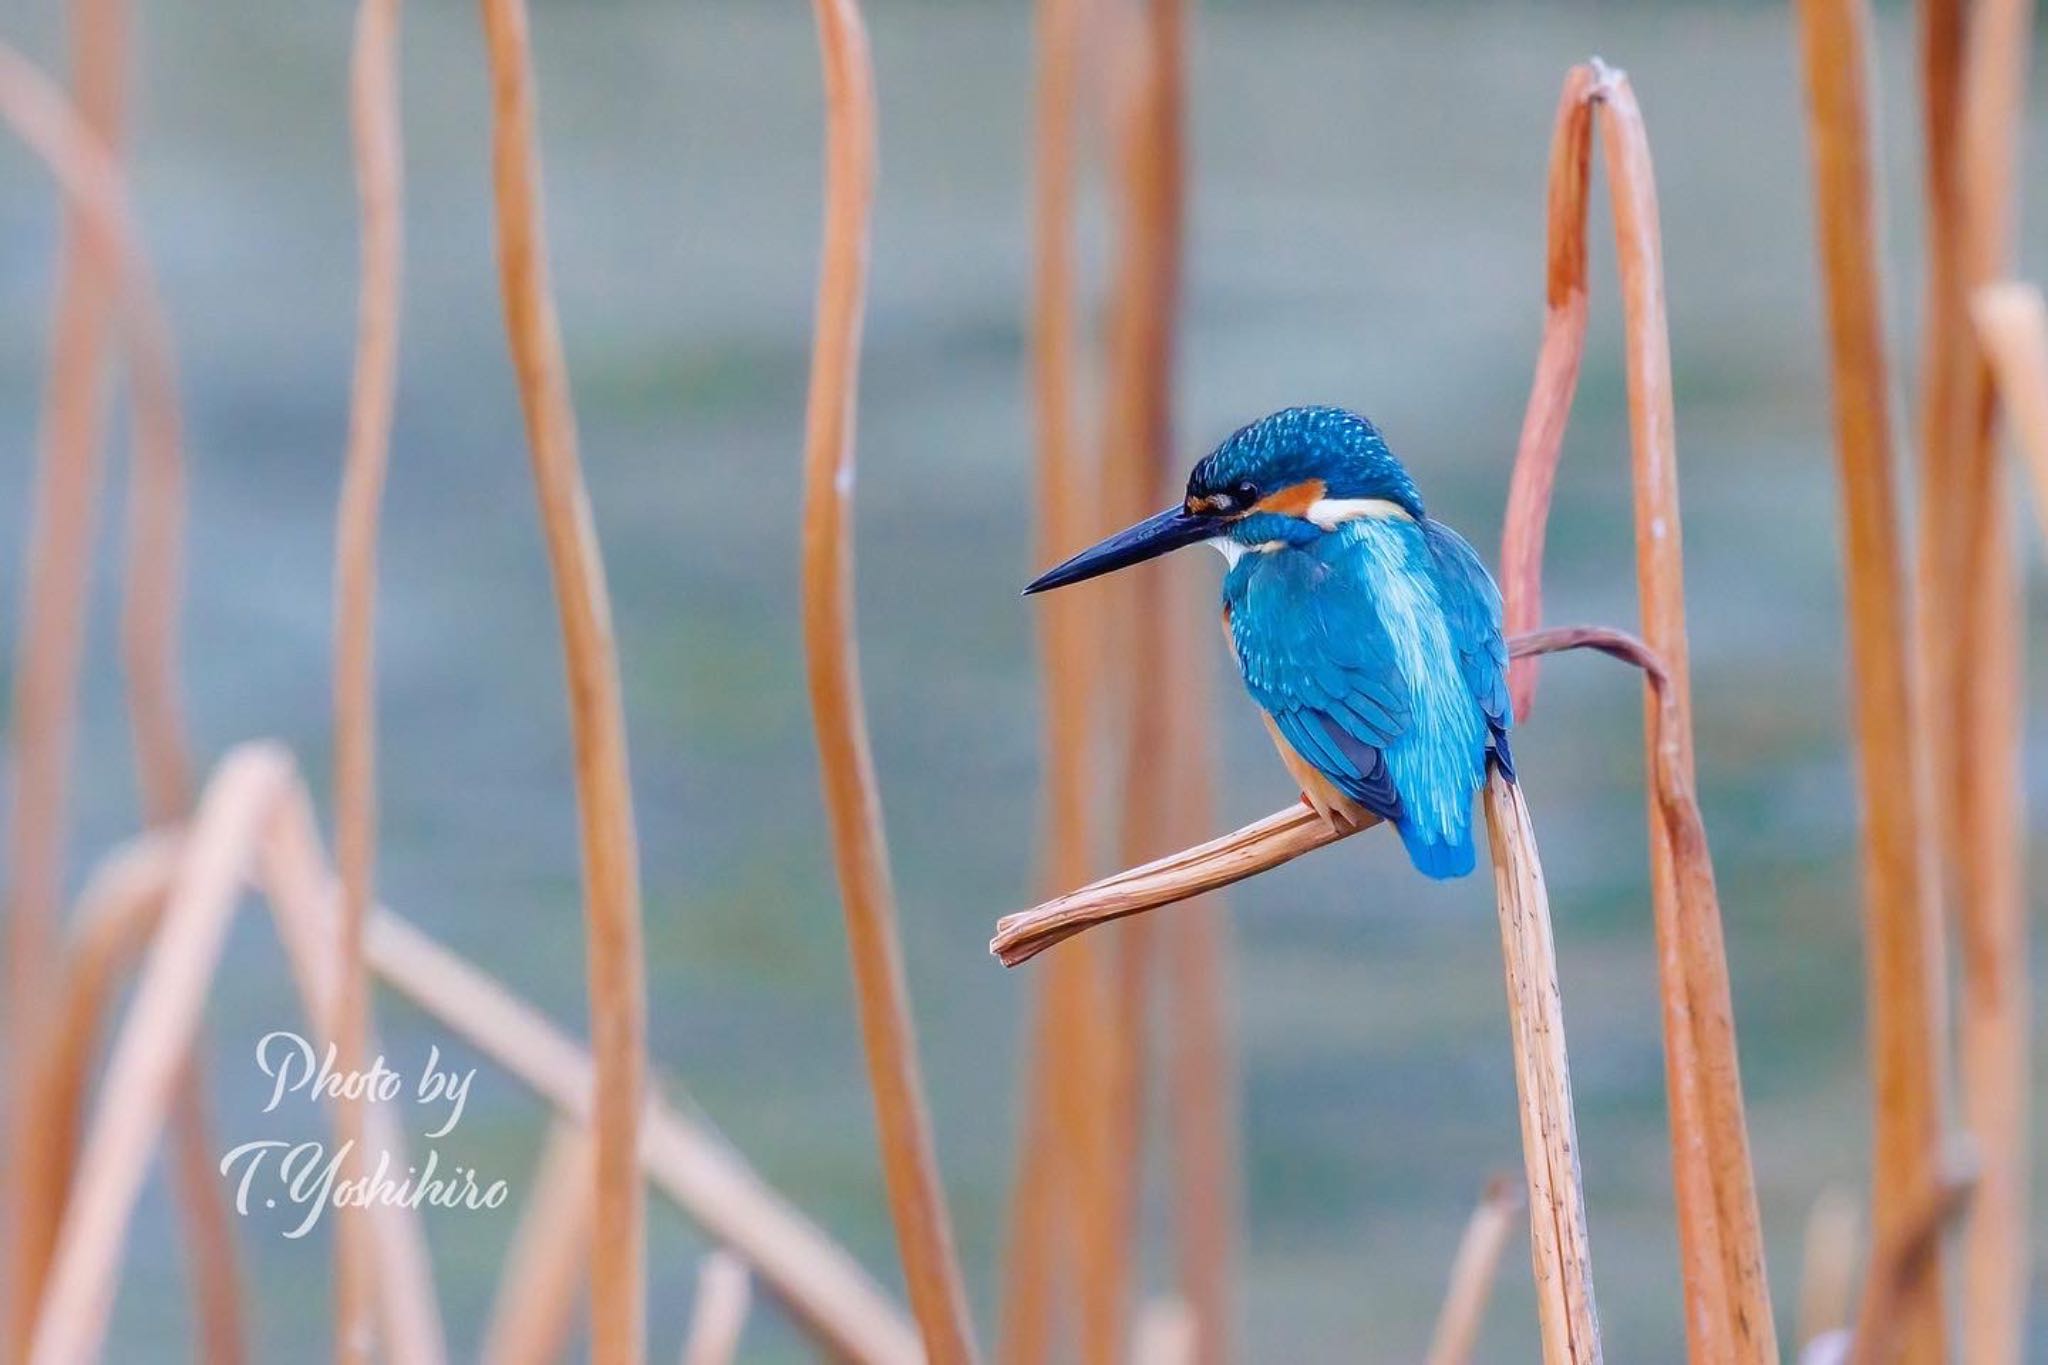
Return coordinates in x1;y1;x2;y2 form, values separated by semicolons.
1025;405;1513;879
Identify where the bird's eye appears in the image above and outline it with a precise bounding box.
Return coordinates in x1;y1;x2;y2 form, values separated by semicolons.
1233;481;1260;507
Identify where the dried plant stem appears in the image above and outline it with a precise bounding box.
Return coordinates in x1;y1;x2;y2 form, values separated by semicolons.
1132;1300;1195;1365
1793;4;1949;1359
1426;1175;1525;1365
1949;8;2033;1361
1848;1157;1978;1365
0;33;246;1363
476;0;649;1356
1483;770;1599;1363
797;0;979;1361
678;1252;751;1365
1974;284;2048;538
331;0;405;1354
1001;0;1099;1356
482;1122;595;1365
0;0;125;1345
1800;1185;1862;1352
362;910;921;1364
26;748;288;1363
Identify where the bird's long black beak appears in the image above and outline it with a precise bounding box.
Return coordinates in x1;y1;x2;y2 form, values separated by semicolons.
1023;505;1212;595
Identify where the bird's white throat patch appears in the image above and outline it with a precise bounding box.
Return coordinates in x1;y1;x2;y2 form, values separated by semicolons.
1306;497;1413;529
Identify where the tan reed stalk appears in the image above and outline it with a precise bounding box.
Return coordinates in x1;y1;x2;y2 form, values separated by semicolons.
359;913;923;1363
48;774;920;1363
330;0;405;1353
1974;284;2048;538
1792;3;1950;1359
1087;0;1192;1353
26;747;450;1364
1500;66;1595;717
999;0;1101;1357
1949;8;2033;1360
678;1251;751;1365
0;0;125;1348
1482;770;1600;1363
475;0;650;1355
1498;63;1774;1360
1800;1185;1862;1353
0;35;245;1362
24;747;292;1363
1131;1300;1195;1365
797;0;979;1360
1848;1156;1978;1365
1426;1175;1524;1365
482;1122;595;1365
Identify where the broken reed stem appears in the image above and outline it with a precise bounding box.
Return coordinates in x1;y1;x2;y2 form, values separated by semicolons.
331;0;405;1353
798;2;978;1359
999;0;1099;1357
481;1122;595;1365
678;1251;752;1365
476;0;650;1356
1847;1157;1979;1365
1482;769;1600;1364
1492;64;1775;1359
25;750;289;1364
1792;3;1950;1359
49;754;920;1363
1500;64;1595;719
1425;1175;1526;1365
0;34;245;1364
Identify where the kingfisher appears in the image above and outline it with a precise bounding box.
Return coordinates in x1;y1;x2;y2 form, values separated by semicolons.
1025;405;1512;879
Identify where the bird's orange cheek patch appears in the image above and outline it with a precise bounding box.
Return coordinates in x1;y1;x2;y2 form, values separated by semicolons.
1251;478;1326;518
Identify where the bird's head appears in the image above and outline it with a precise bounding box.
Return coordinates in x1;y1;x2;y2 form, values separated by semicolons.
1024;405;1424;594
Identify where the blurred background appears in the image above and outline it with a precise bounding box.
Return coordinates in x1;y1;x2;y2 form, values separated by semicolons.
3;0;2047;1358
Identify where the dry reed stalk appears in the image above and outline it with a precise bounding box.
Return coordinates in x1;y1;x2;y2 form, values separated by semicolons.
797;0;979;1360
1792;3;1950;1359
25;748;291;1363
1498;63;1773;1361
1131;1300;1195;1365
1800;1185;1862;1353
0;0;125;1348
1425;1175;1525;1365
360;910;923;1364
1847;1157;1978;1365
481;1122;595;1365
331;0;406;1353
0;35;245;1363
1482;769;1599;1363
27;748;449;1364
476;0;649;1355
999;0;1101;1356
1087;0;1192;1354
1974;284;2048;536
678;1251;751;1365
1948;9;2033;1360
1500;65;1595;718
208;776;451;1365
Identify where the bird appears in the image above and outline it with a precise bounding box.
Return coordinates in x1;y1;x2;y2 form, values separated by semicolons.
1024;405;1512;880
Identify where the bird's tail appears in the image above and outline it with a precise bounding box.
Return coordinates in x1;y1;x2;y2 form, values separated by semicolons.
1395;814;1476;880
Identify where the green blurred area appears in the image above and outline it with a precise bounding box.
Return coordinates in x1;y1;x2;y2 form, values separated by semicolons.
4;0;2048;1358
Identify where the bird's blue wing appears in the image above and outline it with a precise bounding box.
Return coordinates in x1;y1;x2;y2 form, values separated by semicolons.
1421;518;1514;779
1227;549;1413;821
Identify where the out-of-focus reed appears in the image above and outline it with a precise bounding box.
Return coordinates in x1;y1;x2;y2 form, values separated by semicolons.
796;0;980;1360
1426;1175;1525;1365
330;0;405;1350
476;0;652;1354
